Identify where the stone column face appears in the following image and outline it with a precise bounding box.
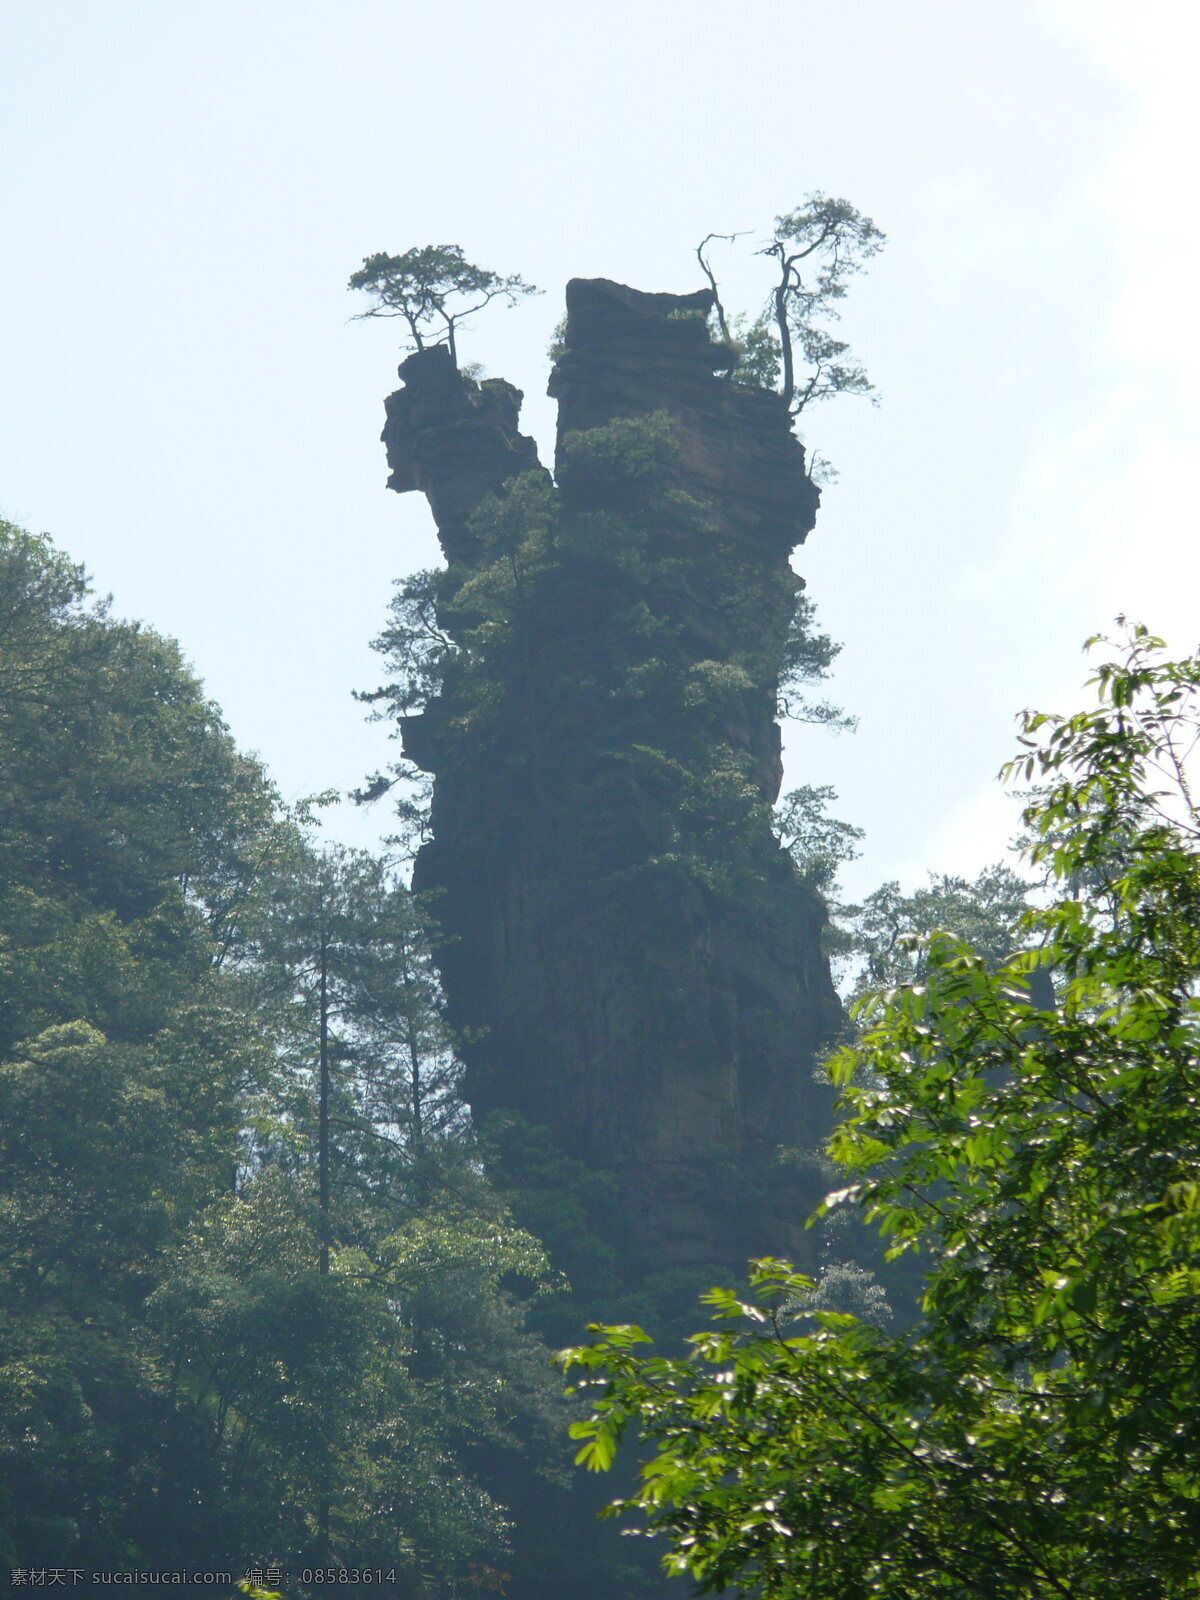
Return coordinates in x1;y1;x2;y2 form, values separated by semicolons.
381;283;842;1270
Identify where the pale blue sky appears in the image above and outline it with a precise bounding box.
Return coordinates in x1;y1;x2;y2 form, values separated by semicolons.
3;0;1196;898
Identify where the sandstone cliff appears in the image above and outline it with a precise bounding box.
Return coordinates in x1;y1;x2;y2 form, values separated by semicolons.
382;279;843;1271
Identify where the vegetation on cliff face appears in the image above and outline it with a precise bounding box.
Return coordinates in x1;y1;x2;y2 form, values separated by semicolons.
566;625;1200;1599
364;274;856;1298
370;412;846;867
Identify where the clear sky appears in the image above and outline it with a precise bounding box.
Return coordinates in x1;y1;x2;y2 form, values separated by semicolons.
2;0;1197;900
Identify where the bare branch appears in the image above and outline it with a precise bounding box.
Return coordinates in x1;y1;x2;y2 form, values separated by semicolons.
695;231;748;349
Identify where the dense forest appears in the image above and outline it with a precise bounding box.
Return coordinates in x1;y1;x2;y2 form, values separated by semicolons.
0;519;578;1594
5;224;1200;1600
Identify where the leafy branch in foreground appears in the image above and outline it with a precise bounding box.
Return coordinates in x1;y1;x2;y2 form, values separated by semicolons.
561;622;1200;1599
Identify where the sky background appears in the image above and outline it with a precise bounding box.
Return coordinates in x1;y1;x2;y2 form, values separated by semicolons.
3;0;1197;903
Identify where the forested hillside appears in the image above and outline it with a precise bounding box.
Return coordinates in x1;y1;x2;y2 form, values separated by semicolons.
0;521;573;1595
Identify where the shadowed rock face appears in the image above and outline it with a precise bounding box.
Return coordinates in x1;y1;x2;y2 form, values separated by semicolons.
382;343;545;565
550;279;818;562
549;279;821;807
381;280;842;1270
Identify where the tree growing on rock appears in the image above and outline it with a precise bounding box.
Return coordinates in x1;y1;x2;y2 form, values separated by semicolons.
698;195;886;413
348;244;539;365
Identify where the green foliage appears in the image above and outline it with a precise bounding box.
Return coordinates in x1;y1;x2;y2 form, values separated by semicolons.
725;312;781;390
358;567;455;719
562;623;1200;1598
0;522;274;1043
0;520;568;1594
774;783;864;892
838;861;1039;1000
172;833;569;1588
699;196;885;415
365;413;849;909
348;244;538;363
149;1159;560;1587
760;195;885;414
230;839;465;1160
778;592;853;727
0;520;277;1567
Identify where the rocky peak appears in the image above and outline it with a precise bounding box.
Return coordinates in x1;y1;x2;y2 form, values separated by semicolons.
378;283;841;1273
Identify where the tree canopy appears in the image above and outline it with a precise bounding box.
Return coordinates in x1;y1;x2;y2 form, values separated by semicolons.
0;520;568;1595
698;195;885;415
348;245;538;364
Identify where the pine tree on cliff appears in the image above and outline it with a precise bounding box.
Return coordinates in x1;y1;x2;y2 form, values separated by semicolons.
348;244;538;365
